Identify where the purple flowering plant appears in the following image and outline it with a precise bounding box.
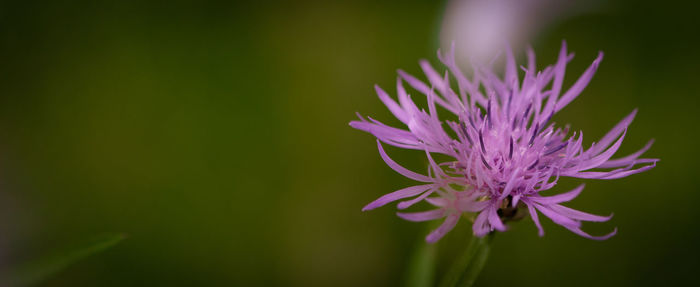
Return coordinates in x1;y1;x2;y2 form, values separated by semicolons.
351;42;657;245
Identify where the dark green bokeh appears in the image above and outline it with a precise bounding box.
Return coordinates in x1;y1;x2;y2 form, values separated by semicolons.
0;0;697;286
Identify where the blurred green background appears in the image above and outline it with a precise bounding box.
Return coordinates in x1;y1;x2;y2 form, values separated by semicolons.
0;0;698;286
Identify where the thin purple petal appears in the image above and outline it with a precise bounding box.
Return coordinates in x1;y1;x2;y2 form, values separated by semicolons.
362;184;435;211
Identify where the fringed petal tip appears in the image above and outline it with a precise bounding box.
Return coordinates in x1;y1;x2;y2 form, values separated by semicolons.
362;184;435;212
567;226;618;241
425;235;440;244
595;51;604;64
533;184;585;205
396;201;412;210
361;201;383;212
348;120;363;129
375;140;434;183
396;209;445;222
424;213;460;243
604;212;614;221
600;227;618;240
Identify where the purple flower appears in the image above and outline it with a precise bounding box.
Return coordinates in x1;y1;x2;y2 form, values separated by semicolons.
350;42;657;242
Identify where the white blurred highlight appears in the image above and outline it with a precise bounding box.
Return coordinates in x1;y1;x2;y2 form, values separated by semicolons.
440;0;602;64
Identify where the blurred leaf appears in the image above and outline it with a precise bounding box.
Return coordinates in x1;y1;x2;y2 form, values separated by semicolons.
2;233;126;287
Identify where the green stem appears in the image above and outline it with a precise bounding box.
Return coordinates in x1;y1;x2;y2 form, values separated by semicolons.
403;238;437;287
438;233;494;287
403;222;440;287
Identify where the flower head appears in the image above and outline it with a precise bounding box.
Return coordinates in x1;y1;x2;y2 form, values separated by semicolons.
350;41;657;242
